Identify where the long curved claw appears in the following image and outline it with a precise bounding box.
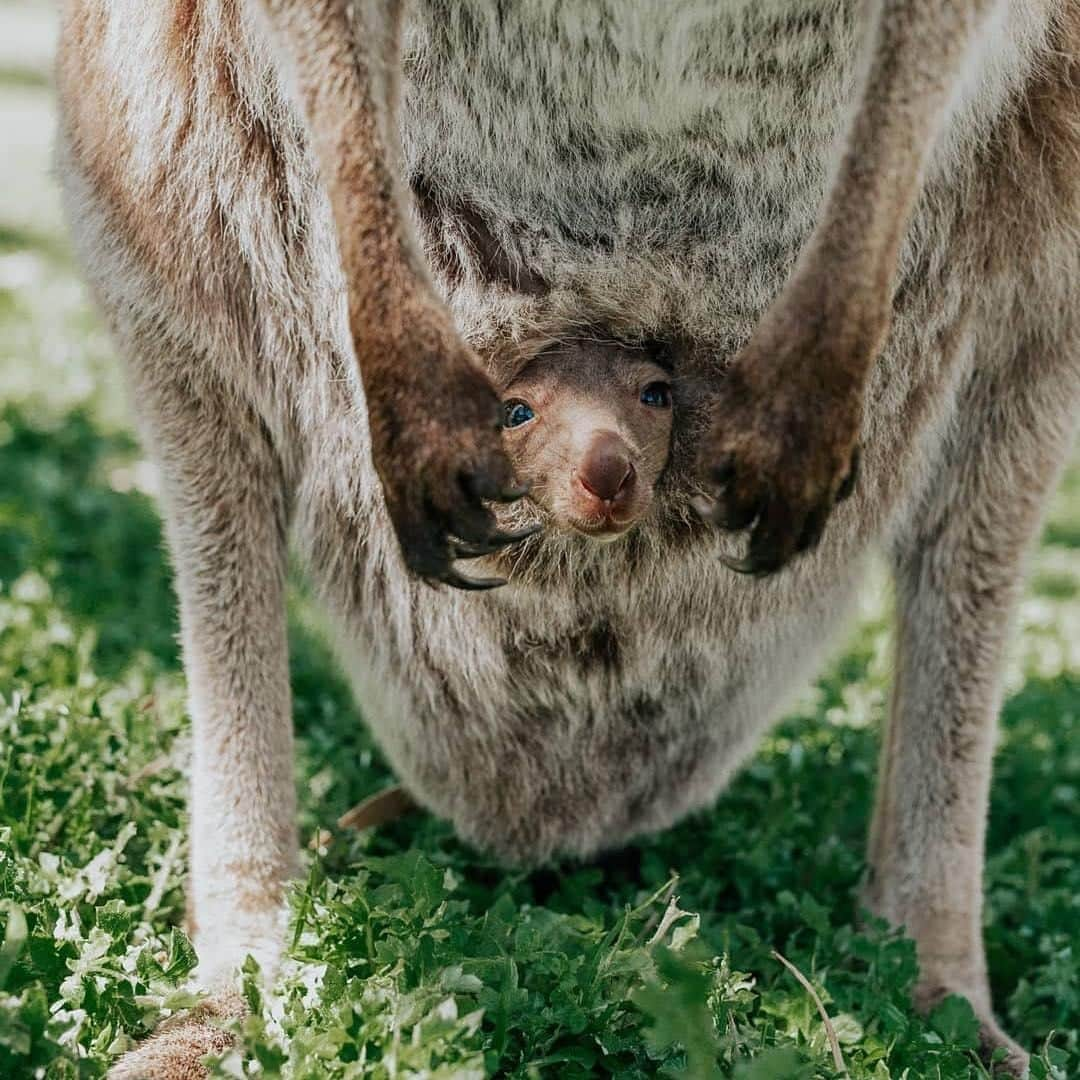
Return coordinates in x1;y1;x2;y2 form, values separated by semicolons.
487;522;542;546
701;438;860;577
439;568;507;591
717;552;757;575
451;523;542;560
795;503;830;555
719;549;792;577
690;495;717;521
452;541;497;560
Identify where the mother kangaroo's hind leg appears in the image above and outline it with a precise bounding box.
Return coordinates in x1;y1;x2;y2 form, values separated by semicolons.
865;346;1080;1077
108;357;297;1078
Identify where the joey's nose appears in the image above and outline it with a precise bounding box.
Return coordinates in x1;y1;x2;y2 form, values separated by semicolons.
578;432;634;502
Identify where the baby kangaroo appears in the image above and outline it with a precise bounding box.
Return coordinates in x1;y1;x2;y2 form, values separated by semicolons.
57;0;1079;1076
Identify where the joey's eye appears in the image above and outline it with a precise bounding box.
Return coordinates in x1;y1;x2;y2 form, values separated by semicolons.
503;400;536;428
640;381;672;408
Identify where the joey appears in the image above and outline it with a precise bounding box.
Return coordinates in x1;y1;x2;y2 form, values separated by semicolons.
498;341;675;542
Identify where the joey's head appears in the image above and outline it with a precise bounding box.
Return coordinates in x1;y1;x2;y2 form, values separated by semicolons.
499;341;675;540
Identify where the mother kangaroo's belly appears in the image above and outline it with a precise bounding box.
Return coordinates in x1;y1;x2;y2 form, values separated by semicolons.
401;0;857;337
337;546;864;864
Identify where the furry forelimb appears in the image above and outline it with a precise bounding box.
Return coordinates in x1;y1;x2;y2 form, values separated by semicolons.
698;0;1006;575
258;0;529;589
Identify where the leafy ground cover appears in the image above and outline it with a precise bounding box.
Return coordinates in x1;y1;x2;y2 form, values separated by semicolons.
0;4;1077;1077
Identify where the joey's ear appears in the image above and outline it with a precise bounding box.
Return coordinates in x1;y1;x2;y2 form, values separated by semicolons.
486;338;562;395
644;338;679;373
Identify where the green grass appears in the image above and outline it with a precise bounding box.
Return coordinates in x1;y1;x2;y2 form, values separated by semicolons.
0;5;1077;1077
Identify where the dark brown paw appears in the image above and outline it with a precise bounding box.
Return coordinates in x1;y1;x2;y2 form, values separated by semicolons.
696;352;862;577
365;318;535;589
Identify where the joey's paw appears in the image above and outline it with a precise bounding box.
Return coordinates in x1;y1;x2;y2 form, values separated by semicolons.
696;350;862;576
366;324;534;590
108;993;245;1080
916;985;1029;1078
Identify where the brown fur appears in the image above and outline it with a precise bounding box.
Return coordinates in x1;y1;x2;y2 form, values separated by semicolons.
262;0;525;589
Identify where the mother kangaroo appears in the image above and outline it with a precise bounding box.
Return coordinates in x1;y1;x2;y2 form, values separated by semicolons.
56;1;1080;1075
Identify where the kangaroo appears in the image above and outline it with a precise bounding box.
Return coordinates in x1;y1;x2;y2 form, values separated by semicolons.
56;1;1080;1076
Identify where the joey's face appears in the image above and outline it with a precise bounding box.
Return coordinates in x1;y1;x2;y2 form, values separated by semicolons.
499;343;675;540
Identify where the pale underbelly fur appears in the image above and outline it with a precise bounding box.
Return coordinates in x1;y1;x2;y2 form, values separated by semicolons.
61;0;1054;862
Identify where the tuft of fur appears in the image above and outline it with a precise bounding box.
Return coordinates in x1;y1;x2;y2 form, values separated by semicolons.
106;993;244;1080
